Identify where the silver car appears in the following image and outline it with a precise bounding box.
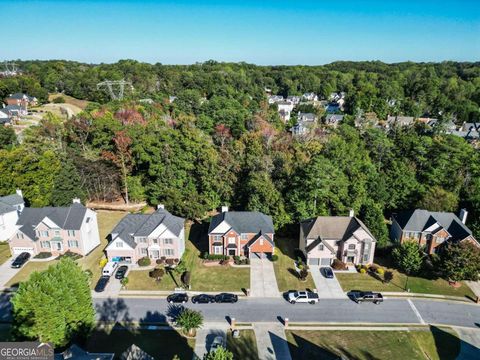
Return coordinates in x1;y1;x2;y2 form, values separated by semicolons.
209;335;225;353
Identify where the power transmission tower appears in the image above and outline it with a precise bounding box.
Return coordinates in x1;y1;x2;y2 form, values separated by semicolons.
96;79;133;100
1;61;19;76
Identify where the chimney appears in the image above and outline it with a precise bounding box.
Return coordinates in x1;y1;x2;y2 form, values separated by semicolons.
16;189;23;198
349;209;354;217
459;209;468;224
72;198;81;204
157;204;164;210
221;205;229;213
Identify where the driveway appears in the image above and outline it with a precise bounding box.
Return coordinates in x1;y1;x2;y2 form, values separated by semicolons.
0;257;24;290
254;323;292;360
310;267;346;299
455;327;480;359
193;323;228;359
250;256;280;298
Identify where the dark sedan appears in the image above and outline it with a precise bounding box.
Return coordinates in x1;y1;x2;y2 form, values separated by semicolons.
167;293;189;304
191;294;215;304
321;267;334;279
115;265;129;279
214;293;238;303
11;252;31;269
94;276;110;293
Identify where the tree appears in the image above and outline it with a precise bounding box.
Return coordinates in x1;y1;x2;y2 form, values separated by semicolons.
418;186;459;212
149;268;165;282
176;308;203;337
392;241;423;275
0;126;17;149
441;242;480;284
359;200;389;248
11;258;95;346
51;157;87;206
204;347;234;360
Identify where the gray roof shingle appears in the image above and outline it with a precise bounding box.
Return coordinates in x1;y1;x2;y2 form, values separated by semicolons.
301;216;376;244
208;211;274;235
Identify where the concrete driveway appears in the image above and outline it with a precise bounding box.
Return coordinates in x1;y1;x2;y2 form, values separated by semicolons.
193;324;228;359
0;257;25;289
250;256;280;298
310;267;346;299
455;327;480;359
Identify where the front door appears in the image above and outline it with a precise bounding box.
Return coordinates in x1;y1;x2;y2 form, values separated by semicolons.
347;256;354;263
228;249;236;256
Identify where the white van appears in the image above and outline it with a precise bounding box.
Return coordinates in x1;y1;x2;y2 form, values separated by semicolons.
102;261;119;277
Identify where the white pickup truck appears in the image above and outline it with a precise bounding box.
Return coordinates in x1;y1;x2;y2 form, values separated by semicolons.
287;291;319;304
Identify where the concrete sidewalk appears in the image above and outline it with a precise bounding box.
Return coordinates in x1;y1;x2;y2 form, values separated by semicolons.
310;267;346;299
250;257;280;298
254;323;292;360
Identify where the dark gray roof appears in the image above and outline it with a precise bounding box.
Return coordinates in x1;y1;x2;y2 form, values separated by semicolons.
17;204;87;239
247;231;274;248
392;209;473;241
0;193;23;215
208;211;274;235
55;344;114;360
110;208;185;248
7;93;27;100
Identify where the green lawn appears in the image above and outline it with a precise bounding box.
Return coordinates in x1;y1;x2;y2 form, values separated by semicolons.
0;242;11;265
6;210;127;289
126;223;250;292
336;257;476;299
227;329;259;360
286;328;461;360
273;237;315;292
86;326;195;360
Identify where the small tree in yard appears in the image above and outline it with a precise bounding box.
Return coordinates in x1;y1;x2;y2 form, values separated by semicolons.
392;241;423;275
149;268;165;282
204;347;234;360
176;309;203;337
384;271;394;284
441;242;480;285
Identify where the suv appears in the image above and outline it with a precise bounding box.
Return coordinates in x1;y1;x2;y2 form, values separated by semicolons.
348;291;383;304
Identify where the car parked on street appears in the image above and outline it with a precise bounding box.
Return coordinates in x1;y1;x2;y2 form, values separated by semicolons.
321;267;334;278
209;335;225;353
167;293;189;304
11;252;31;268
191;294;215;304
114;265;128;279
348;291;383;304
214;293;238;303
287;290;319;304
94;276;110;293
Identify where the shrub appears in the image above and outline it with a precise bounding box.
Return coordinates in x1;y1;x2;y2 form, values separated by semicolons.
299;268;308;281
57;251;82;260
331;259;347;270
181;271;191;287
384;271;394;283
369;265;378;273
138;257;151;267
359;268;367;274
120;277;129;287
271;254;279;262
53;96;65;103
233;256;240;262
149;268;164;281
99;258;108;267
174;258;179;264
34;252;52;259
376;268;385;275
165;258;175;266
202;252;209;259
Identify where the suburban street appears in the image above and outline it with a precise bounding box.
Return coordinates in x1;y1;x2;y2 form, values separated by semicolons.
92;296;480;329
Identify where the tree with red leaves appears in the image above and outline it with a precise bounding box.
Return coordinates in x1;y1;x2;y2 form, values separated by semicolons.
213;124;232;147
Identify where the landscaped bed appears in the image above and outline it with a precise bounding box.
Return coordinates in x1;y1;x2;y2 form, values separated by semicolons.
286;328;460;360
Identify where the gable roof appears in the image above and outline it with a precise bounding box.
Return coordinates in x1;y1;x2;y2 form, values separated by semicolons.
0;192;23;215
247;231;274;248
208;211;274;235
55;344;114;360
16;203;87;240
109;208;185;249
392;209;473;241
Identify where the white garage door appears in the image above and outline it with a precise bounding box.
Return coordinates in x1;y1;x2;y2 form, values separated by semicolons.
321;258;332;266
308;258;320;266
12;247;34;255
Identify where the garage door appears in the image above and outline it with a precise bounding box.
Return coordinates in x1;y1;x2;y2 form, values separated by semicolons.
321;258;332;266
12;247;34;255
308;258;320;266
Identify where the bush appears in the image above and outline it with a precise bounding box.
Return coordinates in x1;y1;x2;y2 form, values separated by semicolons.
57;251;82;260
376;268;385;275
204;254;229;261
34;252;52;259
156;258;164;265
233;256;240;262
369;265;378;273
271;254;279;262
331;259;347;270
52;96;65;103
359;268;367;274
99;258;108;267
299;268;308;281
181;271;191;287
165;258;175;266
120;277;129;287
384;271;394;283
138;257;151;267
149;268;164;281
202;252;209;259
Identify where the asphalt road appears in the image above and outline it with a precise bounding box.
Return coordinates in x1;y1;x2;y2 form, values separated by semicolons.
93;297;480;329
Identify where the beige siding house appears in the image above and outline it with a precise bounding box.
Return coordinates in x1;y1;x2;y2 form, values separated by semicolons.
299;211;376;266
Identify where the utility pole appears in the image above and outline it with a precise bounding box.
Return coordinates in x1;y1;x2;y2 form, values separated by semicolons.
96;79;133;100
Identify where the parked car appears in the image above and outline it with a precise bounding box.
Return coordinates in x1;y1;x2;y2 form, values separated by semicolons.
102;261;119;277
214;293;238;303
94;276;110;293
287;291;319;304
348;291;383;304
167;293;189;304
209;335;225;353
115;265;128;279
191;294;215;304
321;267;334;278
11;252;31;268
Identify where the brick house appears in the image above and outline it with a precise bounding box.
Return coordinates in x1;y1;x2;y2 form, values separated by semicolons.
8;199;100;256
207;207;275;258
390;209;479;254
5;93;37;108
105;205;185;264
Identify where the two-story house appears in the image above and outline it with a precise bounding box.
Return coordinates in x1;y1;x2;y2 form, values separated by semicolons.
0;190;24;241
299;211;376;266
390;209;479;254
208;207;275;258
8;199;100;256
106;205;185;264
5;93;37;108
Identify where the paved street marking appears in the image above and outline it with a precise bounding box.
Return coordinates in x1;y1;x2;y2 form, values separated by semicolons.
407;299;426;325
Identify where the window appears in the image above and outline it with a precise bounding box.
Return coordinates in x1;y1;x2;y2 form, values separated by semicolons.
435;237;445;244
68;240;79;248
318;244;324;251
214;246;222;255
54;230;60;236
348;244;356;250
152;238;158;244
16;233;24;239
40;241;50;249
363;254;369;262
41;231;49;237
140;248;148;255
164;238;173;245
164;249;174;256
241;233;248;240
137;237;147;243
213;235;222;242
116;242;123;248
228;237;236;244
67;230;75;237
259;238;264;245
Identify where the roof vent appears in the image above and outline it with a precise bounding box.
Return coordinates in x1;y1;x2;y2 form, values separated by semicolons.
221;205;229;213
16;189;23;198
72;198;81;204
349;209;354;217
459;208;468;224
157;204;165;210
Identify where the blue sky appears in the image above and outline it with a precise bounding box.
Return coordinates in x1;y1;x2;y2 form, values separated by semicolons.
1;0;479;64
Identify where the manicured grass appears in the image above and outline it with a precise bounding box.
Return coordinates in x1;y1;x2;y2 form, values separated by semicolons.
6;261;57;287
0;242;11;265
286;328;460;360
86;326;195;360
273;237;316;292
227;329;259;360
336;257;476;299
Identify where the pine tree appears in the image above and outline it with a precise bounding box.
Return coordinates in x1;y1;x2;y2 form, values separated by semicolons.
51;158;86;206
